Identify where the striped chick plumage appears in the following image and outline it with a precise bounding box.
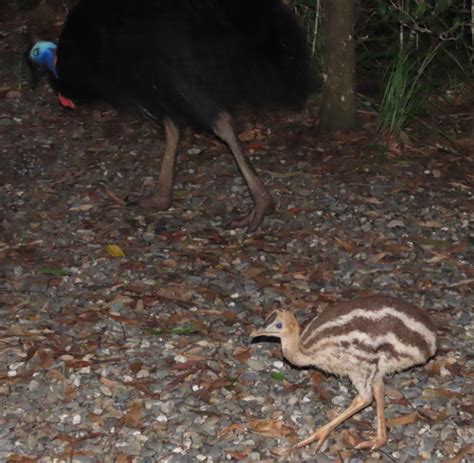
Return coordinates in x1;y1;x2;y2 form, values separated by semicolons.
250;295;437;451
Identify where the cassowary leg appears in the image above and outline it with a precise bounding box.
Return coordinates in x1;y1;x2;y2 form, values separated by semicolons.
140;118;179;210
295;393;373;452
213;112;274;231
355;381;388;450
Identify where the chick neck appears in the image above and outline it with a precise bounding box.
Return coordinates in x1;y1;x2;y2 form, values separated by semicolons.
280;320;309;367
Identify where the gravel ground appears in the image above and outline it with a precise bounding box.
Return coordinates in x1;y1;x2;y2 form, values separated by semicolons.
1;29;473;463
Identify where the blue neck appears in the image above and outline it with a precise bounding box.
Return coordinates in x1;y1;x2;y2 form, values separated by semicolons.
43;49;59;78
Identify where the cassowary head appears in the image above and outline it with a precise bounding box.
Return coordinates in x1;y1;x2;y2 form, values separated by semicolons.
29;41;58;77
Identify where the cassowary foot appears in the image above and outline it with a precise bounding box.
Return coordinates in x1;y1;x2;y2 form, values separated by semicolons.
226;193;274;232
354;435;387;450
139;194;172;210
294;427;330;453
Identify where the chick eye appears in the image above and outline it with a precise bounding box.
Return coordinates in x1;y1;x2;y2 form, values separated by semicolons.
275;322;282;329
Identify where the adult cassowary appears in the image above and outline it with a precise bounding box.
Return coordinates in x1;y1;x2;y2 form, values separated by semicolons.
29;0;309;231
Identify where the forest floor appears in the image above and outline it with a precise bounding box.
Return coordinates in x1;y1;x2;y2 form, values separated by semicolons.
1;5;473;463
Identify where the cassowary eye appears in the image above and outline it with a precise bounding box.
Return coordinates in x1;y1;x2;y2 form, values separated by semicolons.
275;322;283;329
33;48;39;57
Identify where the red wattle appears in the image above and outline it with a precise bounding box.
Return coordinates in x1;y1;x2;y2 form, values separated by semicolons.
58;93;76;109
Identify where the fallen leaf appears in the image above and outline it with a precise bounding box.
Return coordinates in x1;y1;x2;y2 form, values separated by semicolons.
123;402;143;428
233;347;252;363
225;448;253;460
37;267;72;276
218;423;247;438
270;371;285;381
37;349;55;369
105;244;125;257
64;360;92;369
106;188;126;206
422;388;464;399
269;445;292;457
310;371;332;401
386;412;422;427
335;238;356;253
149;326;197;336
247;417;294;438
69;204;94;212
443;444;474;463
417;409;448;422
100;377;121;387
129;362;143;375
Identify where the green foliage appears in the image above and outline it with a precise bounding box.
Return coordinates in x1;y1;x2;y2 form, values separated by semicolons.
289;0;471;132
377;47;440;134
290;0;471;83
356;0;471;75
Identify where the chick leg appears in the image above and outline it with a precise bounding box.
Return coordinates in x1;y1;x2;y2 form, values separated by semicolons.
213;112;274;231
355;381;387;450
295;393;373;452
140;118;180;210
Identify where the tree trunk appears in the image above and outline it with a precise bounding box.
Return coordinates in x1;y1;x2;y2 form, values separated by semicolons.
319;0;357;132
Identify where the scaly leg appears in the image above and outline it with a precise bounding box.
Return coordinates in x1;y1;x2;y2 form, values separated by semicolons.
213;112;274;231
140;118;180;210
295;393;373;452
355;381;387;450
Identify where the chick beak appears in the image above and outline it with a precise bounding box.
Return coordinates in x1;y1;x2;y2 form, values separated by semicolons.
250;329;261;338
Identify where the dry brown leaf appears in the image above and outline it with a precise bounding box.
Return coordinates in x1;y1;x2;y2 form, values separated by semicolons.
64;359;92;369
106;188;126;206
233;346;252;363
218;423;247;438
386;412;421;428
156;285;194;303
442;444;474;463
115;454;132;463
418;220;443;228
335;238;356;253
269;445;292;457
353;194;382;205
341;429;360;448
422;388;464;399
309;371;332;401
37;349;55;369
417;409;448;422
247;417;294;438
4;455;37;463
370;252;388;263
69;203;94;212
123;402;143;428
107;313;139;325
225;448;253;460
425;252;450;264
292;271;309;280
63;381;77;402
100;377;121;387
129;361;143;375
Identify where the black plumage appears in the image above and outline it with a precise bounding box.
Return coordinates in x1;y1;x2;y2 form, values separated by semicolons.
35;0;310;230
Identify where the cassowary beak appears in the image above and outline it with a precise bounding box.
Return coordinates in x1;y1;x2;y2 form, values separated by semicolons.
250;329;259;338
250;328;273;339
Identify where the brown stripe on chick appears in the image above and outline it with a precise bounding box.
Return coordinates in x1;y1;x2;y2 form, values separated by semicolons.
309;339;411;363
302;315;433;358
302;295;436;336
262;311;278;327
